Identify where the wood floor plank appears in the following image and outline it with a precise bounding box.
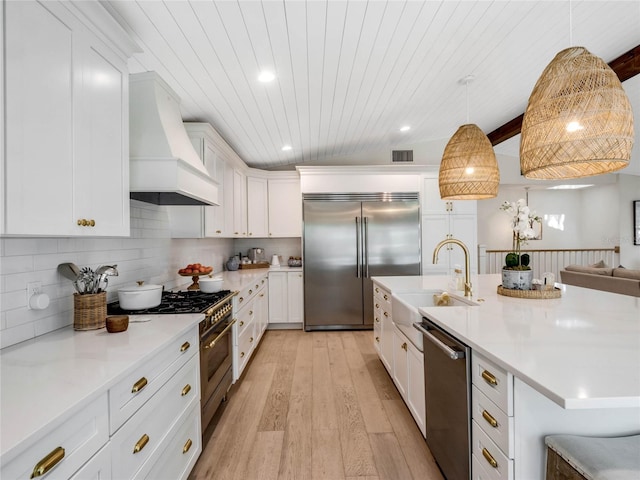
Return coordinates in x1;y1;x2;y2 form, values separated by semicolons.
368;432;414;480
189;361;276;480
278;334;313;480
352;330;378;356
312;429;346;480
342;333;393;433
312;344;338;431
191;330;443;480
327;334;378;477
258;332;299;431
236;431;285;480
382;399;444;480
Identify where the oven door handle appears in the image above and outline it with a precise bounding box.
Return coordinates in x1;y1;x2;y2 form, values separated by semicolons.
203;318;236;350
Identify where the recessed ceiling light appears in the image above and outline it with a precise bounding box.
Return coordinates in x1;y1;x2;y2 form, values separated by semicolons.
281;145;292;151
400;125;411;132
547;184;594;190
258;71;276;83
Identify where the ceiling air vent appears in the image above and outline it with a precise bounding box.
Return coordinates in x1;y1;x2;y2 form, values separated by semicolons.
392;150;413;163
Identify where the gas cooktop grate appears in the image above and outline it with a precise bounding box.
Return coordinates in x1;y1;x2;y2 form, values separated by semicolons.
107;290;232;315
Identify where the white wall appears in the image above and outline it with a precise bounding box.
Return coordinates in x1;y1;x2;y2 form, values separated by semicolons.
477;178;640;268
0;200;235;349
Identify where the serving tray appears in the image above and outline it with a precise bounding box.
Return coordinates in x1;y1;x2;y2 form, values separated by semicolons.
497;285;561;299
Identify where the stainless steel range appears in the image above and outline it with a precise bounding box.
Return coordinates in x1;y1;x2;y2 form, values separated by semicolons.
108;289;237;434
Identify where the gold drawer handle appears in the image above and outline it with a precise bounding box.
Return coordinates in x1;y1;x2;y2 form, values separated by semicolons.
31;446;65;478
180;341;190;352
250;336;254;343
133;434;150;454
255;284;259;289
383;294;388;300
183;438;193;454
249;310;253;315
216;230;222;234
260;293;264;297
239;320;245;327
131;377;148;393
375;317;379;323
239;296;244;303
375;336;380;343
240;351;245;358
383;312;389;317
401;342;407;351
249;289;253;295
181;384;192;396
375;287;379;293
482;447;498;468
482;409;498;428
375;303;380;309
481;370;498;386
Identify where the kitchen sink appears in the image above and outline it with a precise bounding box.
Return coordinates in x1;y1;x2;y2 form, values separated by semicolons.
392;290;478;327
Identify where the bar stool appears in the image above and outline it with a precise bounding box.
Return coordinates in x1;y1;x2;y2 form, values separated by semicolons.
545;434;640;480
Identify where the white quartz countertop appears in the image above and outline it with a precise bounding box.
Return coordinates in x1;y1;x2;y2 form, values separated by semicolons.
1;265;294;461
0;313;202;462
372;274;640;410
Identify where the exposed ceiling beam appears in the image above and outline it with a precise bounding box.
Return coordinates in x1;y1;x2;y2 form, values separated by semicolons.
487;45;640;146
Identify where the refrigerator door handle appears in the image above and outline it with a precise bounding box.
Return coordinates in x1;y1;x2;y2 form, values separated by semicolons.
364;216;369;278
355;217;361;278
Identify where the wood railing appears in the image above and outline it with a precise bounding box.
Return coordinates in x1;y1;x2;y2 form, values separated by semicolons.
478;245;620;281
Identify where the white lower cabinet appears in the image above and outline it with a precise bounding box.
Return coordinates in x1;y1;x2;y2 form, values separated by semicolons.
392;325;426;437
110;354;200;479
471;352;514;480
233;275;268;381
268;271;304;325
0;393;109;479
142;401;201;480
69;443;112;480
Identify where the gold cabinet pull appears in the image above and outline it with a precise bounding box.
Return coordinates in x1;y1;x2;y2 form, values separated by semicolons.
239;320;244;327
239;296;244;303
180;341;190;352
240;351;245;358
183;438;193;454
255;284;259;289
249;337;254;343
249;310;253;315
131;377;148;393
383;312;389;317
216;230;222;234
89;219;95;227
30;446;65;478
260;293;264;297
375;287;379;293
383;294;388;300
401;342;407;351
482;409;498;428
133;434;149;454
481;370;498;386
181;384;192;396
482;447;498;468
375;317;379;323
375;336;380;343
375;303;380;309
249;289;253;295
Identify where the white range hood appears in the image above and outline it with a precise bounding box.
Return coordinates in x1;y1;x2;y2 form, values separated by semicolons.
129;72;218;206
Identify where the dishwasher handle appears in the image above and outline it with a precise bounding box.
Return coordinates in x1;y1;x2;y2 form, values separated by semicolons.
414;322;465;360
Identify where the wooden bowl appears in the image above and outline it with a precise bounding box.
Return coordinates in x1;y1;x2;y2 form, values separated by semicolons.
106;315;129;333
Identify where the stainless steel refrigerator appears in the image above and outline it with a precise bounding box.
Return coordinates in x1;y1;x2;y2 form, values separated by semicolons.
303;193;421;331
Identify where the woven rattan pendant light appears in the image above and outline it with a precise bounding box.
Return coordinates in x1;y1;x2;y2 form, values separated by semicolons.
520;47;634;179
439;77;500;200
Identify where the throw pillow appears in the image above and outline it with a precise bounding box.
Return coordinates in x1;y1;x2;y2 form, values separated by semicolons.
589;260;607;268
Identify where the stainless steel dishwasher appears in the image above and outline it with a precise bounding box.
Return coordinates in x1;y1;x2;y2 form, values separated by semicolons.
414;318;471;480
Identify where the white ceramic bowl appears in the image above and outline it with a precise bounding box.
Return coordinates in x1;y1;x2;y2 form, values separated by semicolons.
199;276;223;293
117;282;162;310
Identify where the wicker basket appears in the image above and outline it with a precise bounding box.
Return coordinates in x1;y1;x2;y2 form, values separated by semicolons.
74;292;107;330
497;285;561;299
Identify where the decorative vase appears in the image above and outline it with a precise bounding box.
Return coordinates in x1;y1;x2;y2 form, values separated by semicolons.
226;256;240;271
502;269;533;290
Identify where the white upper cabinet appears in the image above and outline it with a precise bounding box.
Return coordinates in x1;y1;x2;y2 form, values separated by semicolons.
247;176;268;238
3;1;136;236
233;169;247;237
268;177;302;237
421;177;477;215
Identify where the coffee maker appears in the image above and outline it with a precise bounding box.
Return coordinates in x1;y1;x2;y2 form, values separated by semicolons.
247;248;265;264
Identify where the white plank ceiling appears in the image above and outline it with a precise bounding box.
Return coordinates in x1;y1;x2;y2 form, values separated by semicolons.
103;0;640;171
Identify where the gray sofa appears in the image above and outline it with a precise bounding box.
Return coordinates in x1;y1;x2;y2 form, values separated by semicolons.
559;264;640;297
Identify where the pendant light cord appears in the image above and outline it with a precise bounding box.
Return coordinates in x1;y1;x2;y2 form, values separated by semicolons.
569;0;573;46
466;80;470;124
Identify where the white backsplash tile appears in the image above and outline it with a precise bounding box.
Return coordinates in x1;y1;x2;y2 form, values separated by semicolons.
0;200;234;349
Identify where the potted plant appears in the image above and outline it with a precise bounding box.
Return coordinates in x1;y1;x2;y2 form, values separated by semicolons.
500;199;541;290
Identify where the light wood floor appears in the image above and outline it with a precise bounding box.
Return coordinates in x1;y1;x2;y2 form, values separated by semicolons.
189;329;444;480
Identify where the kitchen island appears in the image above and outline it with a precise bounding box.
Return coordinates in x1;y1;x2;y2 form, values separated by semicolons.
372;273;640;479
